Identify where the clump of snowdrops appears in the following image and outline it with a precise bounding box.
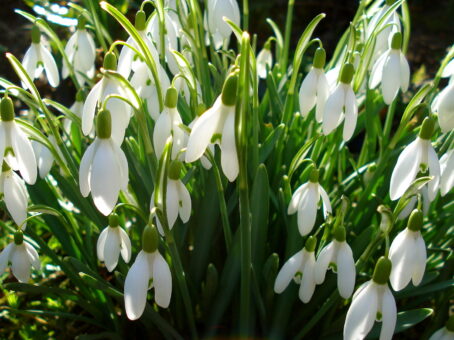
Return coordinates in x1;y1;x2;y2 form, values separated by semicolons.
0;0;453;339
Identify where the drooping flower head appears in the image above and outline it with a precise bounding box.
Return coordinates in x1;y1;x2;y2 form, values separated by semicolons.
432;82;454;133
440;149;454;196
206;0;240;49
0;162;28;229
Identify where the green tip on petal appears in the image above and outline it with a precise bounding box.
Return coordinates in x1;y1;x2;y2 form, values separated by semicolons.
305;236;317;252
333;226;346;242
1;95;15;122
2;162;11;173
31;24;41;44
340;63;354;84
168;160;183;180
14;230;24;245
77;15;87;30
165;87;178;109
96;109;112;139
221;72;239;106
135;10;147;31
419;116;436;140
309;168;319;183
103;52;117;70
142;224;159;253
108;213;120;228
372;256;392;285
313;47;326;69
391;32;402;50
446;315;454;332
407;209;423;231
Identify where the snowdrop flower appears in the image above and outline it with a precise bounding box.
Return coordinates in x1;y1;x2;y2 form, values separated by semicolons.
151;160;191;235
0;230;40;282
288;168;332;236
82;52;132;145
432;82;454;133
274;236;317;303
315;226;356;298
206;0;240;49
96;213;131;272
185;72;239;182
62;16;96;86
0;95;37;185
299;47;329;122
64;90;84;134
441;58;454;83
430;316;454;340
390;117;440;201
79;109;129;216
440;149;454;196
369;32;410;105
124;224;172;320
344;256;396;340
153;87;186;160
322;63;358;141
187;111;214;170
0;162;28;229
389;209;426;291
256;39;273;79
22;24;59;88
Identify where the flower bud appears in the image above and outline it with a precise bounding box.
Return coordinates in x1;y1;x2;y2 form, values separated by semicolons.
142;224;159;253
221;72;239;106
135;10;147;31
372;256;392;285
103;52;118;71
96;109;112;139
31;24;41;44
1;95;15;122
313;47;326;69
419;117;436;140
108;213;120;228
309;168;319;183
391;32;402;50
168;160;183;180
407;209;423;231
333;225;346;242
377;205;393;232
14;230;24;245
340;63;355;84
165;87;178;109
77;15;87;30
305;236;317;252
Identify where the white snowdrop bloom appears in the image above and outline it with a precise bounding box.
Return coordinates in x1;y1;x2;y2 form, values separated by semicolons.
0;163;28;229
22;25;59;88
315;226;356;298
0;231;40;283
441;58;454;83
64;90;84;134
96;213;131;272
288;168;332;236
299;47;329;122
430;316;454;340
82;52;132;145
256;40;273;79
432;82;454;133
369;32;410;105
79;109;129;216
151;161;191;235
389;117;440;201
322;63;358;141
389;209;426;291
440;149;454;196
397;185;429;220
206;0;240;49
274;236;317;303
0;96;37;185
153;87;186;160
185;73;239;182
344;257;396;340
62;16;96;86
187;115;214;170
124;225;172;320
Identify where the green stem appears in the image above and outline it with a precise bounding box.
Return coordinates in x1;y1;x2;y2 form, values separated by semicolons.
281;0;295;73
383;98;398;148
243;0;249;31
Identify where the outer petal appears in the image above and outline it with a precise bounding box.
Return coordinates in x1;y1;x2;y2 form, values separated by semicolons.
389;229;413;291
119;227;132;263
314;242;335;284
96;227;109;261
11;122;37;185
11;245;31;282
343;86;358;141
82;79;103;136
389;139;422;200
381;51;401;104
298;68;318;117
177;181;192;223
166;180;180;228
40;44;60;87
318;185;332;218
79;141;98;197
288;183;308;215
315;71;330;122
427;144;441;201
442;59;454;78
379;286;397;340
152;252;172;308
112;142;129;191
323;84;345;136
297;184;319;236
220;109;239;182
24;242;40;271
369;51;388;89
337;242;356;298
76;31;96;72
399;53;410;92
274;251;304;293
299;251;316;303
343;282;378;340
4;171;28;228
0;243;14;273
124;251;150;320
103;228;121;272
441;150;454;195
411;233;426;286
22;45;39;83
437;84;454;133
0;124;5;168
153;110;172;160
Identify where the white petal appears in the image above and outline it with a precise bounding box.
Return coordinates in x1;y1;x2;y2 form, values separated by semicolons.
314;242;334;284
112;143;129;191
389;139;423;200
177;181;191;223
337;242;356;299
257;48;272;79
40;45;60;87
103;228;121;272
124;251;150;320
427;144;441;201
153;110;172;160
11;122;37;185
441;150;454;196
343;86;358;141
381;51;401;104
76;31;96;72
343;281;378;340
315;72;330;122
399;53;410;92
96;227;109;261
274;251;304;293
411;233;426;286
79;141;98;197
24;242;40;270
166;180;180;228
323;84;345;136
0;243;14;273
220;110;239;182
0;124;5;168
369;52;388;89
437;84;454;133
288;183;308;215
318;185;332;218
379;286;397;340
389;229;413;291
22;45;39;83
152;252;172;308
4;171;28;228
82;80;103;136
11;245;31;282
442;59;454;78
297;184;319;236
119;227;132;263
299;68;318;117
299;251;316;303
